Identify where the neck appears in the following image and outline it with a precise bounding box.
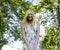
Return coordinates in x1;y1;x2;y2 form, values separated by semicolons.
27;20;33;24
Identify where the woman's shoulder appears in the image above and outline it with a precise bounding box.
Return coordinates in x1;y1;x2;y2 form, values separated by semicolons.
21;23;26;29
35;20;40;24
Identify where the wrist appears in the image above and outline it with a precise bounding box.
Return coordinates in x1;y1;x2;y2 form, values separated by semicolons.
27;43;30;47
35;40;37;44
34;42;37;45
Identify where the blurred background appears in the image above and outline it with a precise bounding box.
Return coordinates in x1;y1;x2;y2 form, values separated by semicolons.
0;0;60;50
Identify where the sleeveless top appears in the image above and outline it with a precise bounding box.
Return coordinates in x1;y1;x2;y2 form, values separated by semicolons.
23;21;41;50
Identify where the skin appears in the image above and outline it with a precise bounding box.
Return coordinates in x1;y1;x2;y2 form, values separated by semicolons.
26;13;34;24
21;13;40;50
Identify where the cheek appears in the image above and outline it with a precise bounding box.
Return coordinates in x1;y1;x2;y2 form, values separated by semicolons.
29;17;33;19
26;15;33;20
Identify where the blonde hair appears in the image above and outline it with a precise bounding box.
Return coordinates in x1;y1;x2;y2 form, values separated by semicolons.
21;9;36;29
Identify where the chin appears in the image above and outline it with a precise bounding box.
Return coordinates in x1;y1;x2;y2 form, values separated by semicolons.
29;19;32;21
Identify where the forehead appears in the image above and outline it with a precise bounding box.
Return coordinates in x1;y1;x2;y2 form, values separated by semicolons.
28;13;34;15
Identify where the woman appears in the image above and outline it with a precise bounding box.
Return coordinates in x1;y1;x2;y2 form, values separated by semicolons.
21;9;41;50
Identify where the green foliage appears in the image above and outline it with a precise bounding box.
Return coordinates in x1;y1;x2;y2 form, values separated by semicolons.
41;27;60;50
0;0;60;50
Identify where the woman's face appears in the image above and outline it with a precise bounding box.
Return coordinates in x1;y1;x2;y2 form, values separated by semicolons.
26;13;34;22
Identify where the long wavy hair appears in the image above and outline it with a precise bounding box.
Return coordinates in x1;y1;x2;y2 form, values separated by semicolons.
21;9;36;29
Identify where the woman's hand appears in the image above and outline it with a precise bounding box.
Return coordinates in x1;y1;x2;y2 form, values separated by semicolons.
27;46;30;50
33;43;37;50
27;45;32;50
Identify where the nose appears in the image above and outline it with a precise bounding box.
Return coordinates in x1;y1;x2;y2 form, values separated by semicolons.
30;14;33;17
30;15;32;17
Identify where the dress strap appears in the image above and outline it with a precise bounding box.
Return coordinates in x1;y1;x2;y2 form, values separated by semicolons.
33;21;37;34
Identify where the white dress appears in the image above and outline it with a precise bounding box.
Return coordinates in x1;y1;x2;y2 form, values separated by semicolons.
23;21;41;50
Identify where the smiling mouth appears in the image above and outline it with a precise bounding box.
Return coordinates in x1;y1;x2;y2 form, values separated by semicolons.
26;16;33;22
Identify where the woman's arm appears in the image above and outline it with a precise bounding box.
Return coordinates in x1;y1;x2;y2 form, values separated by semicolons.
21;24;30;47
33;21;40;50
35;21;40;44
